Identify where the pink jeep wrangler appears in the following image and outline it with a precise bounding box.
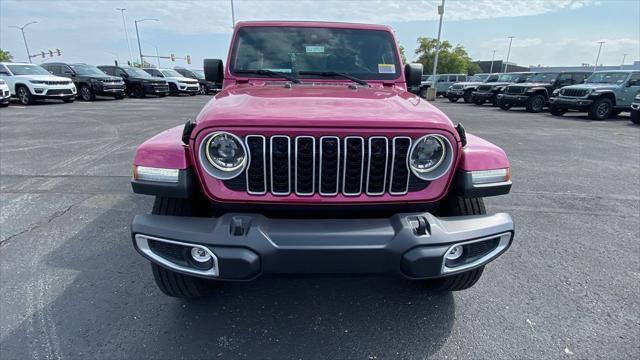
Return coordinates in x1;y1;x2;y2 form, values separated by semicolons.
131;21;514;298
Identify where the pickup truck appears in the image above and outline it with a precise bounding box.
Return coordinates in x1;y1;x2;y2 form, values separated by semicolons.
130;21;515;298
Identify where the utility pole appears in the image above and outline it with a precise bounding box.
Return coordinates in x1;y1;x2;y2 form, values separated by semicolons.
116;8;134;65
489;49;496;73
504;36;515;73
621;53;628;69
9;21;38;63
594;41;605;72
426;0;445;101
134;18;159;66
230;0;236;28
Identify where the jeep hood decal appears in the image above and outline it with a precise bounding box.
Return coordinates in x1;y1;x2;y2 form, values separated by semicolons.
195;84;454;129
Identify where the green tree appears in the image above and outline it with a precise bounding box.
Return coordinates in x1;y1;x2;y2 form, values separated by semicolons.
414;37;478;74
0;49;13;62
399;45;407;64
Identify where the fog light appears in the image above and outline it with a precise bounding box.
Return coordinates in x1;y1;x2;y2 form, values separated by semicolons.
190;247;212;263
445;245;463;260
34;88;45;94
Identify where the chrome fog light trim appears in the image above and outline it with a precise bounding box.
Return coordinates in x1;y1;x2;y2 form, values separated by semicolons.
135;234;219;277
441;232;512;274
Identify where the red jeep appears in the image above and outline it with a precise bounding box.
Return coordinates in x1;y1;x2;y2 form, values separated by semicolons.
130;21;514;298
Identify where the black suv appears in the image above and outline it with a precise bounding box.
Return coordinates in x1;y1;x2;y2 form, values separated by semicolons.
498;71;591;112
42;62;126;101
174;67;220;95
472;72;535;106
97;65;169;98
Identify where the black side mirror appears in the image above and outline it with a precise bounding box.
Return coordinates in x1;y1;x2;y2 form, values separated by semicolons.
627;79;638;87
64;70;75;76
204;59;224;83
404;63;422;88
0;71;10;76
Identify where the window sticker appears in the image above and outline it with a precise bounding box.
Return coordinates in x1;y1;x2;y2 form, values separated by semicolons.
305;46;325;53
378;64;395;73
264;68;292;73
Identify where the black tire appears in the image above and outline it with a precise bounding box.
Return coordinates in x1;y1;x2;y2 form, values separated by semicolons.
631;111;640;124
549;104;567;116
448;97;458;103
525;94;546;113
16;86;35;105
131;85;145;98
499;102;512;110
169;83;179;96
79;84;95;101
150;197;213;298
588;98;613;120
463;90;473;103
490;94;499;107
199;84;209;95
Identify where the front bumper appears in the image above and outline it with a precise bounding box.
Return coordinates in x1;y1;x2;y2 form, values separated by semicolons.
131;211;514;281
549;96;594;109
93;83;126;96
446;89;465;97
498;94;529;106
178;84;199;93
472;91;495;101
630;103;639;111
143;84;170;95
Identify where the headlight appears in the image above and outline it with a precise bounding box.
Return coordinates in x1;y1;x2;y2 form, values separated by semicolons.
409;134;453;181
204;132;246;172
552;89;560;96
29;80;46;84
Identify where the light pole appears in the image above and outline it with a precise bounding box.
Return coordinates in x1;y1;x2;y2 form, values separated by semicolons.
489;49;496;73
426;0;445;101
621;53;628;69
134;18;159;67
116;8;134;65
594;41;605;72
230;0;236;28
504;36;515;73
9;21;37;63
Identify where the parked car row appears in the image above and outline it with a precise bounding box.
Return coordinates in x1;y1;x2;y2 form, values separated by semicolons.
441;70;640;123
0;61;221;106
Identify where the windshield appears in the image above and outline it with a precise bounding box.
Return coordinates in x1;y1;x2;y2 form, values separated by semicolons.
585;72;630;84
6;64;51;76
422;75;433;81
70;64;107;76
230;26;401;80
528;72;559;83
191;70;205;79
467;75;485;82
498;73;525;82
124;67;152;78
161;69;183;78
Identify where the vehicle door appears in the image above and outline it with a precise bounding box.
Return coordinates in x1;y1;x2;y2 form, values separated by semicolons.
0;64;15;92
620;73;640;106
436;75;449;92
555;73;575;92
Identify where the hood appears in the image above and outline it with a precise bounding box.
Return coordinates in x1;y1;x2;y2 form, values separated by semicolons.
453;81;484;87
509;82;553;88
15;74;71;82
195;83;454;130
88;74;122;81
166;76;197;83
563;83;618;90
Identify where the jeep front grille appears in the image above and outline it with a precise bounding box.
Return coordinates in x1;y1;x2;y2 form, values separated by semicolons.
505;86;526;94
560;88;589;97
477;85;493;91
451;85;464;90
228;135;428;196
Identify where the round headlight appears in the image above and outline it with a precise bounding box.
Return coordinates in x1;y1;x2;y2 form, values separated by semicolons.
410;135;446;174
204;132;246;172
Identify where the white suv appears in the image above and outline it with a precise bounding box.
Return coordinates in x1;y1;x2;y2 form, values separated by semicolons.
0;62;77;105
142;68;199;96
0;79;10;107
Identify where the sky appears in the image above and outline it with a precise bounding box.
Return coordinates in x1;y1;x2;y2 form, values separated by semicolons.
1;0;638;69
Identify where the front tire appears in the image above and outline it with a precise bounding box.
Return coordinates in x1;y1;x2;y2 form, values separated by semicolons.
448;97;458;103
525;94;546;113
79;85;95;101
588;98;613;120
631;111;639;124
499;102;512;110
169;83;179;96
199;84;209;95
549;104;567;116
131;85;145;98
463;90;473;103
16;86;35;105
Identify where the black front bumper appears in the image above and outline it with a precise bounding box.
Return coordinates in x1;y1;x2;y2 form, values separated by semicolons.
143;84;170;95
549;96;594;110
472;91;495;102
498;94;530;106
132;212;514;281
446;89;466;98
94;85;126;96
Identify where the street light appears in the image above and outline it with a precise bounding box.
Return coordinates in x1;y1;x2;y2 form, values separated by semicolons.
134;18;159;66
230;0;236;28
9;21;38;63
489;49;496;73
621;53;628;69
504;36;515;73
116;8;134;65
426;0;445;101
594;41;605;72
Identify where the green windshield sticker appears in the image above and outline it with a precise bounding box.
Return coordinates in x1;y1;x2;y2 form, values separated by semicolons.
378;64;395;74
305;46;325;53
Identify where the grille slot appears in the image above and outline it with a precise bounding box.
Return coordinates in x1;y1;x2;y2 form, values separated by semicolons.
245;135;267;194
319;136;340;195
270;136;291;195
342;137;365;196
295;136;315;195
366;137;388;195
389;137;412;194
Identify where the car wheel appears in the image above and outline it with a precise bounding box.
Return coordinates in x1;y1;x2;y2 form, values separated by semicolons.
79;85;95;101
463;90;473;103
199;84;209;95
525;94;546;113
16;86;35;105
588;98;613;120
169;83;179;96
631;111;640;124
132;85;145;98
549;104;567;116
491;95;499;107
448;97;458;102
499;102;512;110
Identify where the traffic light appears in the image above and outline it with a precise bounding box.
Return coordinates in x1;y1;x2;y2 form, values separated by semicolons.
49;50;54;57
170;53;175;62
56;48;61;56
186;55;191;65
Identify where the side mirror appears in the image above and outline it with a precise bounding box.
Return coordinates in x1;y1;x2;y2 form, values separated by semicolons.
404;63;422;88
204;59;224;83
0;71;10;76
627;79;638;87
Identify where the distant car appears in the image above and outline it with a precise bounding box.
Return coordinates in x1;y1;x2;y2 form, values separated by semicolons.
42;62;126;101
549;70;640;120
174;68;220;95
98;65;169;98
417;74;467;98
497;71;591;113
142;68;199;96
631;94;640;124
0;79;10;107
0;62;77;105
446;73;500;103
472;72;535;106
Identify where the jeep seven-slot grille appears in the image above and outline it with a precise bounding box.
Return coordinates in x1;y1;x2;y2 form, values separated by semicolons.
451;84;464;90
560;88;589;97
477;84;493;92
505;86;526;94
229;135;429;196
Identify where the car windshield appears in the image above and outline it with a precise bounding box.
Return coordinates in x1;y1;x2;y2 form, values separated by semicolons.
498;73;525;82
161;69;183;78
70;64;106;76
585;72;630;84
528;72;559;83
6;64;51;75
422;75;433;81
230;26;401;80
467;75;485;82
192;70;205;79
124;67;152;78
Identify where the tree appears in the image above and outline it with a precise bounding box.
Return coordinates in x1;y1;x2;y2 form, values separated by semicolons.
414;37;479;74
0;49;13;62
398;45;407;64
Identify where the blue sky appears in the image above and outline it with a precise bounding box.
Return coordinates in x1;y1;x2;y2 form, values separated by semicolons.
1;0;638;69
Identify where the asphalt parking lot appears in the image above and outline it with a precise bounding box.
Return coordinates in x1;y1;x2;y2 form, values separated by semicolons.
0;95;638;359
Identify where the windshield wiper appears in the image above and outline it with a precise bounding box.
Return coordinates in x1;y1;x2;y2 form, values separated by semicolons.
234;69;300;83
298;71;369;86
